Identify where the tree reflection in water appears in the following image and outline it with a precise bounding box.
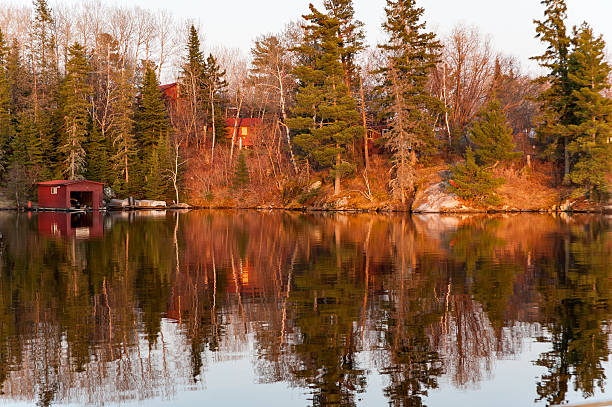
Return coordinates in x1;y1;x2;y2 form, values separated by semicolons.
0;211;610;406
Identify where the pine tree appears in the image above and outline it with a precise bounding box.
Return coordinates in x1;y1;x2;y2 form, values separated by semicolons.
376;0;442;204
6;39;29;112
11;113;43;169
0;29;13;179
179;25;206;148
532;0;573;179
323;0;365;91
566;24;612;198
135;63;171;197
288;4;363;195
30;0;59;169
470;98;521;167
9;112;47;191
450;148;505;206
111;67;137;195
233;151;250;189
60;42;92;180
85;120;111;183
144;132;172;200
202;53;227;162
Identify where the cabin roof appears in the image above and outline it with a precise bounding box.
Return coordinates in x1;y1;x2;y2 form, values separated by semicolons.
159;82;177;91
225;118;263;127
37;180;105;187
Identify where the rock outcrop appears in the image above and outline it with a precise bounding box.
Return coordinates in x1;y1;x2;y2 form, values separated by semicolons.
412;182;473;213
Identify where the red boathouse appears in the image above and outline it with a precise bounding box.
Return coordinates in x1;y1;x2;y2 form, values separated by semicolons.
37;180;104;211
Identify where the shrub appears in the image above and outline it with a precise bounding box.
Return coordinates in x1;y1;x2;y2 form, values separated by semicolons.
449;148;505;206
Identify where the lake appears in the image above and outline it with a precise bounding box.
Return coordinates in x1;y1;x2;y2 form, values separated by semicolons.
0;211;611;407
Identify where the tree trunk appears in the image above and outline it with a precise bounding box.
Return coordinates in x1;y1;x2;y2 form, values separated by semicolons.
564;136;569;182
210;87;216;165
334;152;341;196
360;75;369;170
279;82;298;173
229;88;244;161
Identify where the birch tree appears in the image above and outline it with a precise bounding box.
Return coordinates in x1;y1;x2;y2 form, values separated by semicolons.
250;34;298;172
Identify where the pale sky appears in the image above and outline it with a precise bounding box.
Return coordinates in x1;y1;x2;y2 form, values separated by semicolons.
114;0;612;74
17;0;612;74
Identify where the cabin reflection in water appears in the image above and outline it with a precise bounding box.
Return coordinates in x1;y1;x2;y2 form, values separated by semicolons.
37;211;104;239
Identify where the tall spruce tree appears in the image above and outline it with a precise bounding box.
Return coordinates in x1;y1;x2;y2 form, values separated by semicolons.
376;0;442;204
6;39;29;112
202;53;227;162
0;30;13;179
111;66;137;194
85;121;111;183
566;24;612;198
288;4;363;195
323;0;365;92
60;42;92;180
470;98;521;167
135;63;171;197
9;113;44;184
144;131;172;200
532;0;573;179
179;25;207;148
30;0;59;170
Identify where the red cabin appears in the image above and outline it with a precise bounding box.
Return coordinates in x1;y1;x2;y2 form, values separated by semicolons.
159;82;179;103
225;118;263;149
37;180;104;211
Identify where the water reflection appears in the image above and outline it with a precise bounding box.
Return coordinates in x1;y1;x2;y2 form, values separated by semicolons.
0;211;611;406
37;212;104;239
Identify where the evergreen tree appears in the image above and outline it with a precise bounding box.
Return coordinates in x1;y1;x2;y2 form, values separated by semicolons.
7;112;46;200
179;25;207;148
143;133;172;200
6;39;30;112
323;0;365;91
30;0;59;169
470;97;521;167
233;151;250;189
60;42;92;180
85;120;111;183
202;53;227;162
288;5;363;195
11;113;44;171
0;29;13;179
532;0;573;179
111;67;137;195
450;148;505;206
566;24;612;198
376;0;442;204
135;63;171;197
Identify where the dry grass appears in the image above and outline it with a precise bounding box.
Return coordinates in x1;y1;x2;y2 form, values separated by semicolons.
495;160;563;210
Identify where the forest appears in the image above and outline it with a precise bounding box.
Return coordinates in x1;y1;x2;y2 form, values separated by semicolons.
0;0;610;210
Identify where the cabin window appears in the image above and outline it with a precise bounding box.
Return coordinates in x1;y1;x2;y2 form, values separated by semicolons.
241;127;248;136
51;187;58;195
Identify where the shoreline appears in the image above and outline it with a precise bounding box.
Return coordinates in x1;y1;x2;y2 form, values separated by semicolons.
1;206;610;215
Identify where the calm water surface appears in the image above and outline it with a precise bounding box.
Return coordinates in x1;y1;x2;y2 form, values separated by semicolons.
1;211;612;407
